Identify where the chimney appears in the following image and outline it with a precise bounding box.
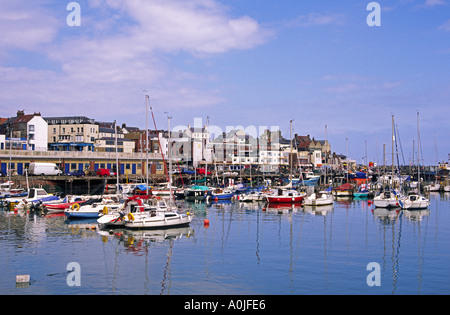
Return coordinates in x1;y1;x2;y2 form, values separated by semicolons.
17;110;24;117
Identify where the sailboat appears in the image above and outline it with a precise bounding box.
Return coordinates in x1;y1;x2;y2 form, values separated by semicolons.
401;112;430;210
265;120;305;204
373;115;405;208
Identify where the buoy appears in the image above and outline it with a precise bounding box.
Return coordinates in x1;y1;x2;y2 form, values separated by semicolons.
204;219;210;226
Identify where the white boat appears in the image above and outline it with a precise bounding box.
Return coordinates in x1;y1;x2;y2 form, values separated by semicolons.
124;204;193;230
303;193;334;206
5;188;61;211
424;183;440;192
65;195;122;219
97;196;150;228
239;191;267;202
401;194;430;210
373;190;404;208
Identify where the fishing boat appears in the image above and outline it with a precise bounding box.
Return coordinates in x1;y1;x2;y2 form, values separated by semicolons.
64;195;122;219
124;205;193;230
303;192;334;206
265;188;304;203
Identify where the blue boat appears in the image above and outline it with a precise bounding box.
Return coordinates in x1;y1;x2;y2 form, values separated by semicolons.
207;188;235;201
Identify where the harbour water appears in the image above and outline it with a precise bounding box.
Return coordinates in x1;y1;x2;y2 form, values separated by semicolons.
1;193;450;295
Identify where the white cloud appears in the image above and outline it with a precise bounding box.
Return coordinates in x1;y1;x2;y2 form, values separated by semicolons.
0;0;272;123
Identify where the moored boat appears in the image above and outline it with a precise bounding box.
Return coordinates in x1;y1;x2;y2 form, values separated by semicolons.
265;189;304;203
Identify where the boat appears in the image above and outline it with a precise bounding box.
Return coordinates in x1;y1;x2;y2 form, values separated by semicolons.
206;188;234;201
64;195;122;219
184;185;211;201
303;192;334;206
43;195;90;212
373;189;403;208
401;112;429;210
124;205;193;230
265;188;304;203
97;196;149;229
151;182;178;197
332;183;353;197
424;182;440;192
401;193;430;210
353;185;370;198
4;188;61;211
239;190;267;202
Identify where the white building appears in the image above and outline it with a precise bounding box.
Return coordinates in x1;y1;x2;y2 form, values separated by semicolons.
3;111;48;151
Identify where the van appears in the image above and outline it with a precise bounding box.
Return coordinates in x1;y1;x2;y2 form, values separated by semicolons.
28;162;62;176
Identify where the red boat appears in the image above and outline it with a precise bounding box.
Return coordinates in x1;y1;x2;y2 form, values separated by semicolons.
44;198;88;212
265;189;304;203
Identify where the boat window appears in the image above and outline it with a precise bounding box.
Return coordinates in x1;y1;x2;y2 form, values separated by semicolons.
37;190;47;196
165;213;177;218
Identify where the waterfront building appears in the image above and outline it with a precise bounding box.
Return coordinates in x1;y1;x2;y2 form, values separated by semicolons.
45;116;98;152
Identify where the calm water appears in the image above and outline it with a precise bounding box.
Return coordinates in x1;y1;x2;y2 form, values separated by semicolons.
1;193;450;295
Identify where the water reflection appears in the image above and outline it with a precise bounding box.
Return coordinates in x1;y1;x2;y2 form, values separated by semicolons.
1;193;448;295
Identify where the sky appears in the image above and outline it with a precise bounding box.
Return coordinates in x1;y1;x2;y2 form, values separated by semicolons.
0;0;449;166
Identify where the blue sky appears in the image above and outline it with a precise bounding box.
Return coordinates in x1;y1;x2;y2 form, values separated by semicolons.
0;0;449;165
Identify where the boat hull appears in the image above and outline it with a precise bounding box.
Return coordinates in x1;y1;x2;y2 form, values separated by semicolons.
125;214;193;230
266;196;303;203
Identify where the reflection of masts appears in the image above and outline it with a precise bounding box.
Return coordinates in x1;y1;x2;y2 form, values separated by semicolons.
160;239;174;295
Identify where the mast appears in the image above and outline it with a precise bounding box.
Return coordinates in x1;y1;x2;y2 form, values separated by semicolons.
417;111;421;193
145;93;149;196
290;120;293;185
392;115;395;187
114;120;120;193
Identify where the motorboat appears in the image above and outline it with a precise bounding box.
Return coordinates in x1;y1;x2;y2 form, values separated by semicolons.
64;195;122;219
303;193;334;206
5;188;61;211
265;189;304;203
401;194;430;210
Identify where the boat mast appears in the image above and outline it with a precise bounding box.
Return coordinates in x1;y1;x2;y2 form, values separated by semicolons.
145;92;149;197
417;111;421;193
290;119;293;186
392;115;395;188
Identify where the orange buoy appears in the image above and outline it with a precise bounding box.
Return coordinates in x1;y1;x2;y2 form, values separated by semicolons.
204;219;210;226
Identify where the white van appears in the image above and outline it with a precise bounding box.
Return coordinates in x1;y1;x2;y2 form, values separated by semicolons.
28;162;62;176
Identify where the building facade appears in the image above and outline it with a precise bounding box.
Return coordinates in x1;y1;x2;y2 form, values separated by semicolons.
45;116;98;152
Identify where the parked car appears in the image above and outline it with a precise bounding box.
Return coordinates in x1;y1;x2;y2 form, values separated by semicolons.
181;168;196;175
96;169;116;176
196;168;212;175
68;170;85;177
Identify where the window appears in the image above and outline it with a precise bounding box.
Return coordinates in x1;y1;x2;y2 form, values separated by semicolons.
29;125;35;132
